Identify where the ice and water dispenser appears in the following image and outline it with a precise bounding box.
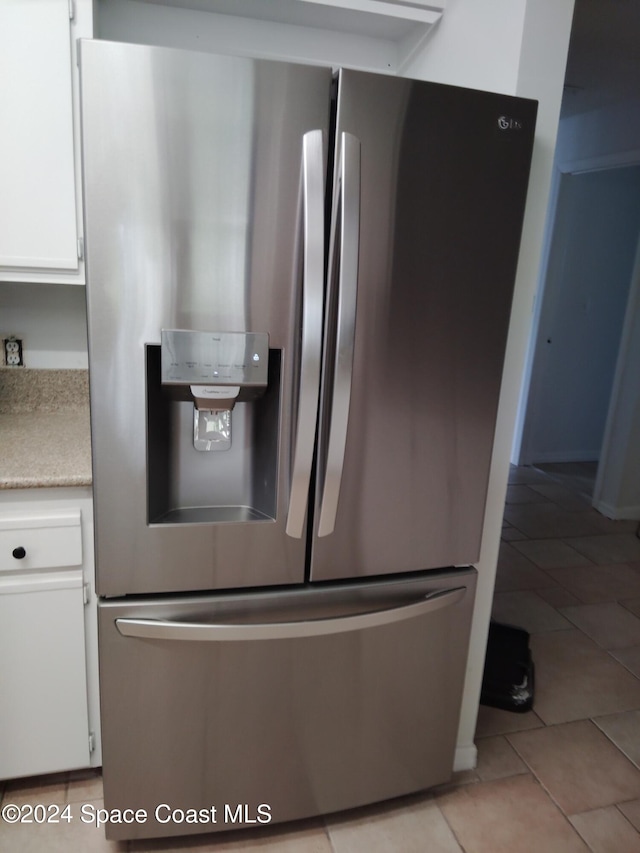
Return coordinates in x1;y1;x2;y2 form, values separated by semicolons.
146;330;280;525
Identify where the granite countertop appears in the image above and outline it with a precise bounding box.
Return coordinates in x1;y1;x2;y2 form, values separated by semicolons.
0;368;92;489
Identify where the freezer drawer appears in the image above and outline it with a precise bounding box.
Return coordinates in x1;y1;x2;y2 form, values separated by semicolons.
98;569;476;841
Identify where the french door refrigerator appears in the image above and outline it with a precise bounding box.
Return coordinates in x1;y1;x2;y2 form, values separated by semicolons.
81;39;536;841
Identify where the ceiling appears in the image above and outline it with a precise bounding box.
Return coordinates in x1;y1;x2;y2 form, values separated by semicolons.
561;0;640;117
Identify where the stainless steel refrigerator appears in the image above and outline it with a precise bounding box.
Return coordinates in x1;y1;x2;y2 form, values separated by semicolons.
81;39;536;841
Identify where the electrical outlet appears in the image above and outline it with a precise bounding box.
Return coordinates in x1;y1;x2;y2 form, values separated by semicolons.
3;337;24;367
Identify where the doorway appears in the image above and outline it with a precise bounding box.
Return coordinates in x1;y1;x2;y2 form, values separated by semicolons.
519;164;640;505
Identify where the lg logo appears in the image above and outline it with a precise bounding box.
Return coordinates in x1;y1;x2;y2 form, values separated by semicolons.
498;116;523;131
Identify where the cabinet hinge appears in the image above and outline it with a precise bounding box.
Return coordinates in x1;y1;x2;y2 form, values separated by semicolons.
77;237;84;260
88;732;96;754
83;582;91;605
69;0;75;20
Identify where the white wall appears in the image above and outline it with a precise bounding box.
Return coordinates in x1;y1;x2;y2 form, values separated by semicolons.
0;283;88;368
555;96;640;168
594;239;640;519
516;97;640;520
403;0;526;93
524;167;640;463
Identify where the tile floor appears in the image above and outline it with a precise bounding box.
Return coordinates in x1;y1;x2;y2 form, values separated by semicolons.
3;464;640;852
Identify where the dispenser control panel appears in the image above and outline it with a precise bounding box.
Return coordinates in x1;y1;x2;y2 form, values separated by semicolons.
160;330;269;387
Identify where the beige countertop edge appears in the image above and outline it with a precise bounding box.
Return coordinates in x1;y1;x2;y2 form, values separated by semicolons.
0;474;93;490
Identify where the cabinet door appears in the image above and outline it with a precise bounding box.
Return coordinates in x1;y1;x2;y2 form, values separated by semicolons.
0;571;90;780
0;0;79;274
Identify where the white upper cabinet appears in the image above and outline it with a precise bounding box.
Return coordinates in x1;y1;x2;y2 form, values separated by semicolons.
98;0;445;74
0;0;92;284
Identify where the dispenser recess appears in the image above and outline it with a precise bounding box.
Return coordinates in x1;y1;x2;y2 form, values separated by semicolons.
147;331;279;526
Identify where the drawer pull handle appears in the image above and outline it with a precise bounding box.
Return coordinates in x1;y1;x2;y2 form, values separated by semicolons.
115;588;468;642
12;547;26;560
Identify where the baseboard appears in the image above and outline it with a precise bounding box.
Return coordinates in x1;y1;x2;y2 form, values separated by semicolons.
453;743;477;773
592;498;640;521
531;450;600;464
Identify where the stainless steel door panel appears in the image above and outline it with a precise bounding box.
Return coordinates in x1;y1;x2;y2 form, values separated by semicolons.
98;569;476;841
80;42;331;595
311;72;537;580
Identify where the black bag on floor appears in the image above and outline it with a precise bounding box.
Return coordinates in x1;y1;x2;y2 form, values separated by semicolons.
480;620;535;713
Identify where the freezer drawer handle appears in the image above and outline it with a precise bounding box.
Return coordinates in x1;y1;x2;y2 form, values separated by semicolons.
318;132;361;537
114;586;466;642
286;130;325;539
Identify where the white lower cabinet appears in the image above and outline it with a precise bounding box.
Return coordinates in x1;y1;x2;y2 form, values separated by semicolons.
0;571;90;779
0;490;100;780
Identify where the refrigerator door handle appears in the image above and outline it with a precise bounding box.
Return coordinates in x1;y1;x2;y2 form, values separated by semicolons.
286;130;325;539
115;586;466;642
318;132;361;537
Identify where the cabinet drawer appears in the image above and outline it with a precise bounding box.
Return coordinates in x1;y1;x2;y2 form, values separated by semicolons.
0;509;82;572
